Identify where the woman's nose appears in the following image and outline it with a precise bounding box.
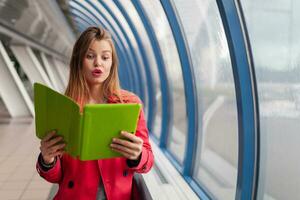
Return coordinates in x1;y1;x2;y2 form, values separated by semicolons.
94;56;102;67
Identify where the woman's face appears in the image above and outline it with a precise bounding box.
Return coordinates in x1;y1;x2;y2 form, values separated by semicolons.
82;39;113;86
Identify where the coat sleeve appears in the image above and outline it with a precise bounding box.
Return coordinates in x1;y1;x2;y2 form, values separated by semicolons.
127;97;154;173
36;154;63;183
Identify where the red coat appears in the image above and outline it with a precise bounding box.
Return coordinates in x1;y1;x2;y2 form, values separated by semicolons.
36;90;154;200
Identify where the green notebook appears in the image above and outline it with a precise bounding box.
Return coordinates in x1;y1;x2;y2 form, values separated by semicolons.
34;83;141;161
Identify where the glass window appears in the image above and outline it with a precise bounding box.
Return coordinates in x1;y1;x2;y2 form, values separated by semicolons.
173;0;239;198
103;0;148;112
142;0;188;164
2;43;34;101
0;0;72;56
119;0;162;135
240;0;300;199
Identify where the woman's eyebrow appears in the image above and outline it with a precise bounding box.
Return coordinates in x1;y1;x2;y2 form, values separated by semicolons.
102;50;112;53
87;48;111;53
87;48;95;52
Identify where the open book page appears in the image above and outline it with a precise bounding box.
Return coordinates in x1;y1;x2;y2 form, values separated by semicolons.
80;104;141;160
34;83;81;157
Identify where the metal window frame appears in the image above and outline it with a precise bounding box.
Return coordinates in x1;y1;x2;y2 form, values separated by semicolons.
92;0;146;102
70;1;260;200
131;0;171;141
216;0;259;200
113;0;156;133
160;0;198;173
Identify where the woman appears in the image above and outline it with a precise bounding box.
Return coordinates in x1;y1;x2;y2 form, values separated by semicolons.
36;26;154;200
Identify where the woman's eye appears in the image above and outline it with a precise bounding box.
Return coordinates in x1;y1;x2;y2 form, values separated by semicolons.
102;56;110;60
86;54;94;59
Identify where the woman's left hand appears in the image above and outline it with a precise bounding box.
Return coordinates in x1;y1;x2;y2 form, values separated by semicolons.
111;131;143;160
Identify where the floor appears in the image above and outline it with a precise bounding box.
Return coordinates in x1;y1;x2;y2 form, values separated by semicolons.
0;117;55;200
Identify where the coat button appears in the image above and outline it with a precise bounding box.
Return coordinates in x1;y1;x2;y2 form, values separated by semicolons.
68;181;74;189
123;170;128;177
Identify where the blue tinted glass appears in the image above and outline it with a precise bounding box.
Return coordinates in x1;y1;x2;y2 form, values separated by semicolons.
173;0;239;198
142;0;188;164
241;0;300;199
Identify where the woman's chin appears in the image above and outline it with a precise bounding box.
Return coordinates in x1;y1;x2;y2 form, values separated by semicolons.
87;79;105;86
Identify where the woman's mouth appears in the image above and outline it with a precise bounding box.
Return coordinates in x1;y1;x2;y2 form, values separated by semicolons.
92;69;103;77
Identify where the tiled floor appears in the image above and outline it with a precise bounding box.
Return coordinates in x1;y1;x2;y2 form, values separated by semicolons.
0;117;55;200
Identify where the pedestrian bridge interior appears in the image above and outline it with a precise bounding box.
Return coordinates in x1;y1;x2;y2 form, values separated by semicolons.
0;0;299;200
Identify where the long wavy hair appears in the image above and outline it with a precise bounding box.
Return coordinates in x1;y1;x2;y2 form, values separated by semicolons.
65;26;122;109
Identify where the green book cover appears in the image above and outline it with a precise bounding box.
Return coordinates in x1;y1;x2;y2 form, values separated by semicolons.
34;83;141;161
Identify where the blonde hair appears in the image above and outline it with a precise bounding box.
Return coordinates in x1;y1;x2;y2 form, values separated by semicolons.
65;26;122;108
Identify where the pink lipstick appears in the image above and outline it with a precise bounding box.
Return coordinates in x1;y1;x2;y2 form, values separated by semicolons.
92;68;103;77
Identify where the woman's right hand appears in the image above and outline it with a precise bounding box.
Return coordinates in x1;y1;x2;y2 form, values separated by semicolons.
40;130;66;164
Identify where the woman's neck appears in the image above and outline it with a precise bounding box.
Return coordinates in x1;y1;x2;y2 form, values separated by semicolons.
88;84;105;104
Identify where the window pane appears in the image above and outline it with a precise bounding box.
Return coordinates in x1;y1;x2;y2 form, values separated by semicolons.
102;0;149;111
173;0;239;198
119;0;162;136
241;0;300;199
142;0;188;164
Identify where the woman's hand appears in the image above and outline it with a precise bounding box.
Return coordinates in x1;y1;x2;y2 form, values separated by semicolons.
40;130;66;164
111;131;143;160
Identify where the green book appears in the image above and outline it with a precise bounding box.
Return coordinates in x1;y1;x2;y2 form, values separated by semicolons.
34;83;141;161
